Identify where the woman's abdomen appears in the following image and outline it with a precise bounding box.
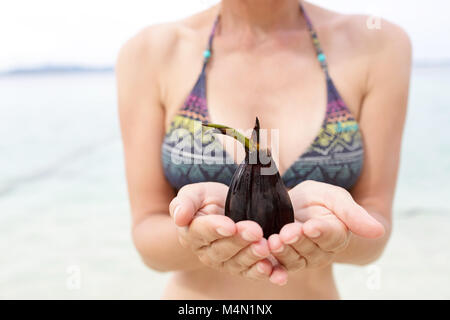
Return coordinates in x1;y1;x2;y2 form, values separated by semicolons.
162;265;339;300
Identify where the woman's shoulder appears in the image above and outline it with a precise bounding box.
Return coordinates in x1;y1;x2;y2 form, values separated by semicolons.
116;7;218;71
306;1;410;57
338;14;410;54
315;5;411;62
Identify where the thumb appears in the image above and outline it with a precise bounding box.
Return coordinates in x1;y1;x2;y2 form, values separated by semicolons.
329;194;385;239
169;185;205;227
169;182;228;227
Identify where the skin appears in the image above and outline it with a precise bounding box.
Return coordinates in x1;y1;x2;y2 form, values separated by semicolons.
116;0;411;299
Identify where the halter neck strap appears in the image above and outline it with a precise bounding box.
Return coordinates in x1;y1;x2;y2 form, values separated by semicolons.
299;2;329;77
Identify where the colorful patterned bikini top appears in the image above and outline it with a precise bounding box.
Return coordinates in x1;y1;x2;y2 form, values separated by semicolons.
161;2;364;192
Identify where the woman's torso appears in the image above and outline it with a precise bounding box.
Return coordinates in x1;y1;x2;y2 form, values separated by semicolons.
157;2;369;299
161;3;365;191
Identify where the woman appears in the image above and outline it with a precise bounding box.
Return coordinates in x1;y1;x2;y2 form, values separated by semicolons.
116;0;411;299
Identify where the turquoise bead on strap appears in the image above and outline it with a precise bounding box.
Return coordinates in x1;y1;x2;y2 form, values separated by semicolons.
203;49;211;59
317;53;326;62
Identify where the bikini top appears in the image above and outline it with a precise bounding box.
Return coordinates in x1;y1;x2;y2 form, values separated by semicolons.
161;2;364;192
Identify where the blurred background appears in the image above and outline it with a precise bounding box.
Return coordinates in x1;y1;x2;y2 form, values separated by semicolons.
1;0;449;299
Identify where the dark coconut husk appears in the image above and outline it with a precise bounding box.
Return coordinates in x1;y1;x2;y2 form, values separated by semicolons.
203;117;294;238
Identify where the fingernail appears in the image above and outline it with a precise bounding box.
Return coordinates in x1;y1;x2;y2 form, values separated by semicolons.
278;279;288;286
242;230;259;242
216;227;233;237
308;230;321;238
256;263;266;274
272;245;284;253
270;276;287;286
284;236;299;244
251;245;266;258
173;205;181;221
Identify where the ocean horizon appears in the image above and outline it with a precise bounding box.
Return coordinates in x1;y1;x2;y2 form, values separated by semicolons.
2;59;450;76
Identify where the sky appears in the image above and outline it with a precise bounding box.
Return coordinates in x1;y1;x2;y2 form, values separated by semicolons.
1;0;449;71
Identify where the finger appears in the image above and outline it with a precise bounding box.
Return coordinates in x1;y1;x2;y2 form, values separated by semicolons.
187;215;236;249
268;234;284;253
169;182;228;226
303;217;350;252
293;205;330;222
207;220;264;262
268;234;306;271
222;238;270;272
278;222;303;244
291;181;385;239
241;259;273;280
269;264;288;286
284;234;333;268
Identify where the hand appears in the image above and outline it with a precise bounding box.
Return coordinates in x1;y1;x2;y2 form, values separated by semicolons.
169;182;288;284
268;180;385;271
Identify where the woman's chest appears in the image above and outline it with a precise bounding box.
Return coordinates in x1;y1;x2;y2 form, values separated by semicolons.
164;50;364;171
165;44;364;122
